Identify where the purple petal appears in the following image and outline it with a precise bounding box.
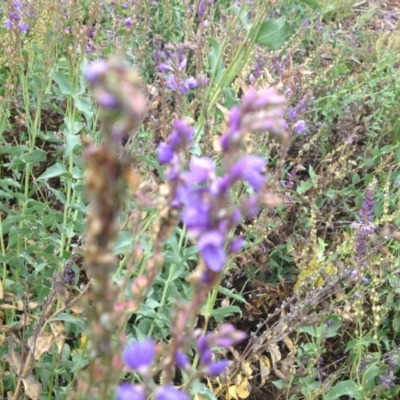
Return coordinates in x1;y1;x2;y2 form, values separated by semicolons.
156;386;189;400
198;231;226;272
117;383;145;400
166;75;179;91
293;120;306;133
175;351;190;369
158;142;174;164
205;360;229;376
84;60;109;83
231;156;266;190
123;339;155;372
184;157;215;183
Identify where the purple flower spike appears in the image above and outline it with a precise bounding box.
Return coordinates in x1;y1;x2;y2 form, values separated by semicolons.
123;339;155;373
198;231;227;272
84;60;109;84
158;142;174;164
206;360;229;376
156;386;189;400
117;383;145;400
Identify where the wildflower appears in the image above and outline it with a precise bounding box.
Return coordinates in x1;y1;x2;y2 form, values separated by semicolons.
123;339;155;373
5;19;12;29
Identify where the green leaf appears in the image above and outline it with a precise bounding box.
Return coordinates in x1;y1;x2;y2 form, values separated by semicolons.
0;178;21;189
254;18;291;50
324;381;363;400
208;38;225;82
24;149;47;164
51;70;74;96
299;0;321;10
114;231;133;255
362;364;379;392
37;163;67;180
75;97;94;128
50;313;86;331
211;305;242;322
345;337;378;353
218;287;247;304
297;181;313;194
325;315;341;338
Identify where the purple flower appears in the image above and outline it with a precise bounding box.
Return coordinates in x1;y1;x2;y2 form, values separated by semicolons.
157;62;173;73
178;56;187;71
13;1;22;10
288;107;297;120
293;120;307;133
175;351;190;369
198;0;206;17
171;119;194;146
5;19;13;30
166;75;179;92
198;231;227;272
84;60;109;83
183;198;211;236
123;339;155;373
205;360;229;376
158;143;174;164
184;77;198;90
156;386;189;400
214;325;247;347
184;157;215;183
230;156;266;190
200;348;213;365
117;383;145;400
361;277;370;284
229;237;244;253
123;18;132;27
